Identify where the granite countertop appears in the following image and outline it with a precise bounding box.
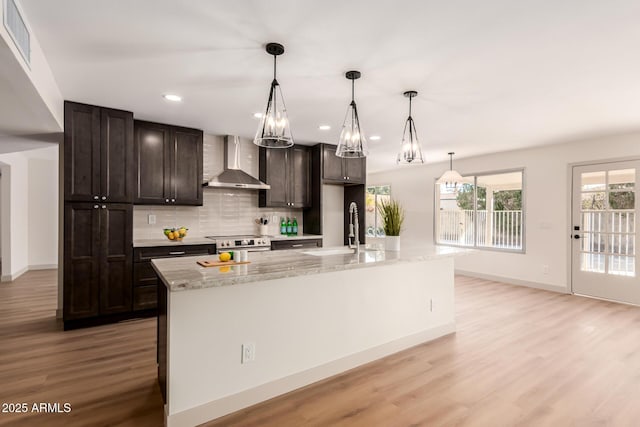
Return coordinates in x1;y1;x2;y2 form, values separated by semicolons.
134;234;322;247
152;245;471;292
133;237;216;247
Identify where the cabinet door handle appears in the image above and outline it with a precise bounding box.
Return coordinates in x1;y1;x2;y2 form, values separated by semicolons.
291;203;294;206
165;199;170;203
291;244;303;248
171;198;176;203
169;251;185;255
93;205;99;209
101;205;106;209
93;195;99;200
101;196;106;200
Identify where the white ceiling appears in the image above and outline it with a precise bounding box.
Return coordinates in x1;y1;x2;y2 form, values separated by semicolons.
19;0;640;172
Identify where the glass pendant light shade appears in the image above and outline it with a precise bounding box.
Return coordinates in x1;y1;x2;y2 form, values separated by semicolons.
397;91;424;164
336;71;368;158
437;152;464;189
254;43;294;149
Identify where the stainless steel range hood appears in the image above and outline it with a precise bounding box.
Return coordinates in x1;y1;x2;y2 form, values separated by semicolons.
207;136;270;190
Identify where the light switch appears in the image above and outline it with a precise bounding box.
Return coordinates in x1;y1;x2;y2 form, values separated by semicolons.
148;214;156;225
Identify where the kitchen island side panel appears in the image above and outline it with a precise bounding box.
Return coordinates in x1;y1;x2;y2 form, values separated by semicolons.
164;256;455;425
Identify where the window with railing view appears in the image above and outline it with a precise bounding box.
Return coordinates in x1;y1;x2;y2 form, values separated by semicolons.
436;170;524;251
366;185;391;237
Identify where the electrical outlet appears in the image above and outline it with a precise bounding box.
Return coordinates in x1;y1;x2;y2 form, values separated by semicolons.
241;343;256;364
272;215;278;223
542;265;549;275
148;214;156;225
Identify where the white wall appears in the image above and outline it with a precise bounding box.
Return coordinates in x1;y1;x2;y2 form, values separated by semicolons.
27;146;59;268
0;145;58;281
0;152;29;280
368;132;640;292
0;0;63;129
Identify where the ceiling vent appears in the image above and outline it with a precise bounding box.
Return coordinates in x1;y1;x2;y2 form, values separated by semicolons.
3;0;30;65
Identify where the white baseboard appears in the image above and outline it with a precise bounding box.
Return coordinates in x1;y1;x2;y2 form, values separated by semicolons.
28;264;58;271
1;266;28;282
455;269;569;294
167;322;456;427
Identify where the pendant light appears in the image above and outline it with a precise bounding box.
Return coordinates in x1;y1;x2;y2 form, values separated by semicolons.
254;43;293;148
437;152;464;189
336;70;368;158
397;90;424;164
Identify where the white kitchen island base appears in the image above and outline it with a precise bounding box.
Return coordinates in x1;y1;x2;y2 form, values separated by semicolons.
154;248;463;427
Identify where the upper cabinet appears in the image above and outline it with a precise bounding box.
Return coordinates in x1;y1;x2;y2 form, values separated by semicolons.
64;101;134;203
321;144;366;184
134;120;203;206
259;145;311;208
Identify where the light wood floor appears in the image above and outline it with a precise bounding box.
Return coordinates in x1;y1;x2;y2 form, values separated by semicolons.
2;271;640;426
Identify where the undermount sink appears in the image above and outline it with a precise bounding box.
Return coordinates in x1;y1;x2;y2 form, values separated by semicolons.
302;248;355;257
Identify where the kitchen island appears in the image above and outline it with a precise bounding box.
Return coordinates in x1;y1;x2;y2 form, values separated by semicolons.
153;245;469;426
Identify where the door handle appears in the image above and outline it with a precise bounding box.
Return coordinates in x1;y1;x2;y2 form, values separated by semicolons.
169;251;185;255
573;234;581;239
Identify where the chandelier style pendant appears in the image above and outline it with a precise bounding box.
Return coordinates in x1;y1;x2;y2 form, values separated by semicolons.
397;90;424;164
437;152;464;189
254;43;294;148
336;70;368;158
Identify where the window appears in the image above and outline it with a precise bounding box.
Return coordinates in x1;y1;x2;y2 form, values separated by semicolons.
366;185;391;237
435;170;524;251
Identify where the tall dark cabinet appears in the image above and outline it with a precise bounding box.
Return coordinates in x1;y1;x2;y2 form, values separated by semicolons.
258;145;311;208
63;101;135;329
134;120;203;206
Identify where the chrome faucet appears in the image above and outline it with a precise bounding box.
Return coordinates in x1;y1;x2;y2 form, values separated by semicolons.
348;201;360;255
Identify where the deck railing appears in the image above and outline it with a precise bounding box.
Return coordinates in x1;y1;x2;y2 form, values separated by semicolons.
438;210;523;249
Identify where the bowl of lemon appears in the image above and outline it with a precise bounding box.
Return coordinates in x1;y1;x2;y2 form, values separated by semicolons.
164;227;188;241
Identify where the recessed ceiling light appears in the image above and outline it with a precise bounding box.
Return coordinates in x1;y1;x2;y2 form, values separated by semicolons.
370;135;381;141
163;94;182;102
318;125;331;130
253;112;263;119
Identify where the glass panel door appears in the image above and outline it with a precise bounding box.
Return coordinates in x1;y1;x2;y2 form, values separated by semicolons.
572;161;640;305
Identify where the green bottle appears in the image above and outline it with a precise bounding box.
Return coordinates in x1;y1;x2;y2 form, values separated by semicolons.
280;217;287;235
292;218;298;235
286;218;293;236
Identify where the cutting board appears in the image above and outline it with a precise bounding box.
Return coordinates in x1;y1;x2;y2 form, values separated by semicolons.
197;260;251;268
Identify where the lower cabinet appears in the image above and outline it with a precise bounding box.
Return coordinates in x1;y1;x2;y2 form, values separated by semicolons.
271;238;323;250
132;244;217;311
63;203;133;328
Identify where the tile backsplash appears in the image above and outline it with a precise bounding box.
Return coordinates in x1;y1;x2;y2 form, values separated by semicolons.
133;134;303;239
133;189;302;239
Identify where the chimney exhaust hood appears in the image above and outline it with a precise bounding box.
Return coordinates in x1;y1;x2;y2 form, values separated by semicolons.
206;136;270;190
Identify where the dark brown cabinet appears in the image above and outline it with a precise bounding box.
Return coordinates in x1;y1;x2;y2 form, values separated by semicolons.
134;120;203;206
64;101;134;203
259;145;311;208
64;203;133;325
132;244;217;311
322;144;366;184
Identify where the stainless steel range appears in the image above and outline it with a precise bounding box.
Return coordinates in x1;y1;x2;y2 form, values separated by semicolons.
205;235;271;252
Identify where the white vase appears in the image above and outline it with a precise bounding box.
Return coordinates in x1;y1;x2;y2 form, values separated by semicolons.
385;235;401;251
